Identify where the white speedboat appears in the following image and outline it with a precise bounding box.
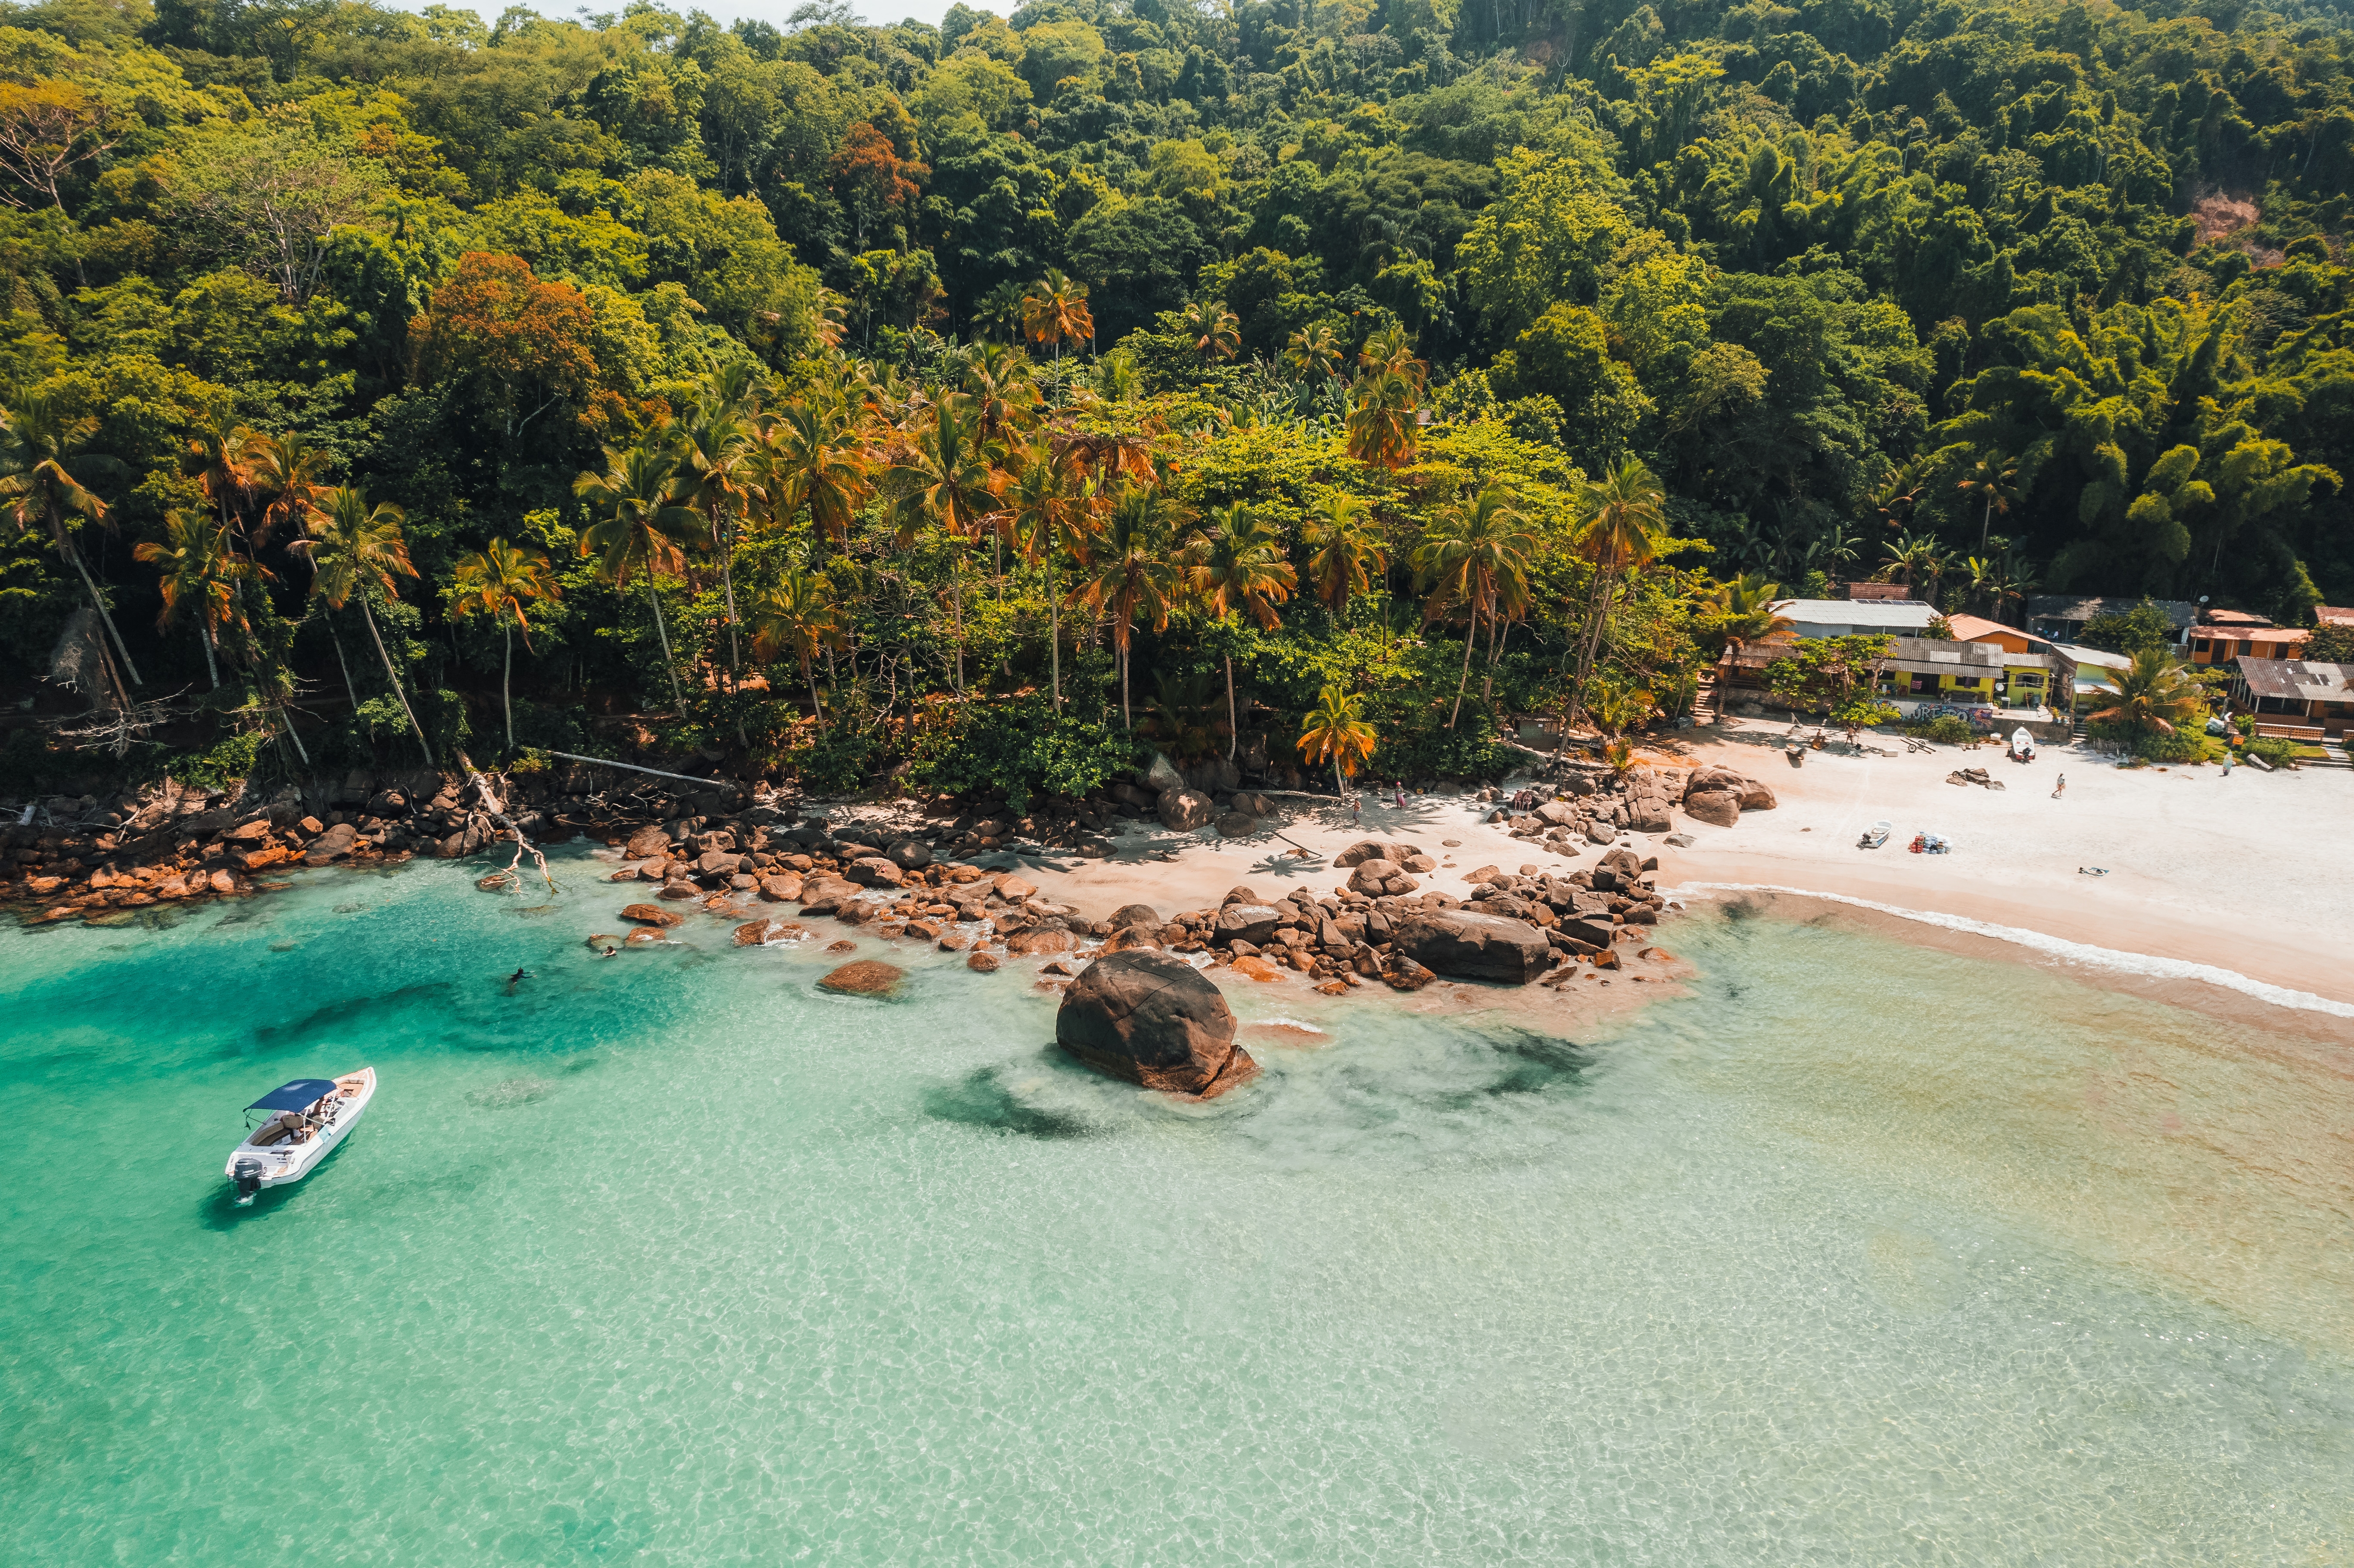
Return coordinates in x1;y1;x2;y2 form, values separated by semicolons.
227;1068;375;1202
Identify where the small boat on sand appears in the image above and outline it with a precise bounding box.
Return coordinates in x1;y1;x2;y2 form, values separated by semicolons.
1858;821;1891;849
227;1069;375;1202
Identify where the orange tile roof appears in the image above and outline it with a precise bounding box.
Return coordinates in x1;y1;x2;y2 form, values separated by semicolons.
1943;613;2025;644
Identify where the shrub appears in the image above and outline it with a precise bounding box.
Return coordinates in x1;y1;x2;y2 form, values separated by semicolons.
2086;719;2210;763
782;722;882;795
903;694;1142;813
2243;736;2300;768
1904;714;1977;745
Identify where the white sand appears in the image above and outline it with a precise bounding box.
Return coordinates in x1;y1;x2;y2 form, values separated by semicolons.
1647;718;2354;1006
986;719;2354;1010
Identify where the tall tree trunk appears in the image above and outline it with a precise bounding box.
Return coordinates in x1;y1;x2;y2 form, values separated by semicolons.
325;612;361;712
198;622;219;690
62;539;142;686
1224;650;1237;759
950;551;965;695
1048;567;1061;710
1569;563;1620;727
719;550;748;749
1120;638;1130;728
1447;604;1477;728
645;576;684;709
501;622;514;751
359;597;435;766
806;659;822;728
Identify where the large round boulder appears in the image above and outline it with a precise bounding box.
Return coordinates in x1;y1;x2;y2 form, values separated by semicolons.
1157;787;1215;833
1108;902;1161;930
1392;909;1553;985
1683;791;1740;828
1055;949;1258;1098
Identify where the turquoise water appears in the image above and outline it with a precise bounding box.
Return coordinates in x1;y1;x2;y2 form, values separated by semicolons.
4;851;2350;1565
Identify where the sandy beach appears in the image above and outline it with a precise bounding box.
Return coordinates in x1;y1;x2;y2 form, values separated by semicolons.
965;718;2354;1014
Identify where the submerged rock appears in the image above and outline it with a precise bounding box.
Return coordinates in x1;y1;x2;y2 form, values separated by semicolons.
818;959;905;995
1055;949;1257;1098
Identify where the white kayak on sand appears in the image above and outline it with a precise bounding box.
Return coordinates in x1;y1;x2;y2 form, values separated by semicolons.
227;1068;375;1202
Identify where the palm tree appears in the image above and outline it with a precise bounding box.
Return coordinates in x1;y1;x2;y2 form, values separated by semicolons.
672;392;762;688
1412;485;1535;727
1567;458;1666;728
576;444;699;711
1180;299;1240;362
748;566;850;722
301;486;435;765
1303;492;1386;610
1957;454;2020;551
1879;528;1941;591
1020;268;1093;363
451;537;561;751
1697;572;1792;662
135;510;253;689
973;279;1028;342
1186;501;1297;757
1006;445;1096;709
1345;364;1420;469
2084;647;2202;739
1296;684;1376;795
961;341;1041;446
253;430;334;550
1070;484;1186;727
886;395;1001;694
1283;323;1343;385
757;398;871;551
0;391;140;691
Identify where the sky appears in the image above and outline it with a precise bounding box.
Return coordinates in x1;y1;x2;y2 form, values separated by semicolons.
379;0;1006;30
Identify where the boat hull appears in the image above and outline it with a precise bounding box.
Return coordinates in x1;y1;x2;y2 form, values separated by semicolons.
227;1068;375;1194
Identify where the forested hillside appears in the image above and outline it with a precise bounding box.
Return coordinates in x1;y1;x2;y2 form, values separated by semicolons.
1;0;2348;795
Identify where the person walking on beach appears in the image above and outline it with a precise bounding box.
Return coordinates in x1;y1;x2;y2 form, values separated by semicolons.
2052;772;2066;799
1351;795;1361;826
2223;750;2233;777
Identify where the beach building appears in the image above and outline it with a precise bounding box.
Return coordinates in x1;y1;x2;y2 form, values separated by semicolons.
2025;595;2196;644
1876;635;2071;717
2317;605;2354;628
2188;617;2311;666
2055;643;2132;691
1768;598;1941;638
2230;657;2354;737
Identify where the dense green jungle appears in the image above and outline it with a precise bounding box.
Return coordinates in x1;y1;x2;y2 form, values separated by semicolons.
0;0;2348;800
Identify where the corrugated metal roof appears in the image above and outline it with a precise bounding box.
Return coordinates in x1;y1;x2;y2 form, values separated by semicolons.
1770;599;1941;631
2234;656;2354;703
2026;595;2198;628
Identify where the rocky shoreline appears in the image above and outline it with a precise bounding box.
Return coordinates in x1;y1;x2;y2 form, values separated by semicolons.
6;756;1780;1024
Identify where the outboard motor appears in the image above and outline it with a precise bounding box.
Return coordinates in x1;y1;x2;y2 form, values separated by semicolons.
233;1159;264;1204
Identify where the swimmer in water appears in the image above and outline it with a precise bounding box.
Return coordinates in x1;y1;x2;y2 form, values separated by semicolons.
600;947;619;958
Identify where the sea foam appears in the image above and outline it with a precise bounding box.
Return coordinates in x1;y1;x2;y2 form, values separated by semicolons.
1673;881;2354;1018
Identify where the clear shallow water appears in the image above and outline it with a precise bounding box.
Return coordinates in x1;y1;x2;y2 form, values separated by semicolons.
3;853;2350;1565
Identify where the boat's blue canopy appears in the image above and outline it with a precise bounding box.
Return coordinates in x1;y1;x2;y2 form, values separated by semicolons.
247;1079;337;1111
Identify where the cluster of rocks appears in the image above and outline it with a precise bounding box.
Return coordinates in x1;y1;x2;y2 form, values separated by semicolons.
0;773;433;923
1483;762;1775;845
0;759;799;925
1048;837;1670;995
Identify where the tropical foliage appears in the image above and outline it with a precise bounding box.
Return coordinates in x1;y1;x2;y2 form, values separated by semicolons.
0;0;2348;788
